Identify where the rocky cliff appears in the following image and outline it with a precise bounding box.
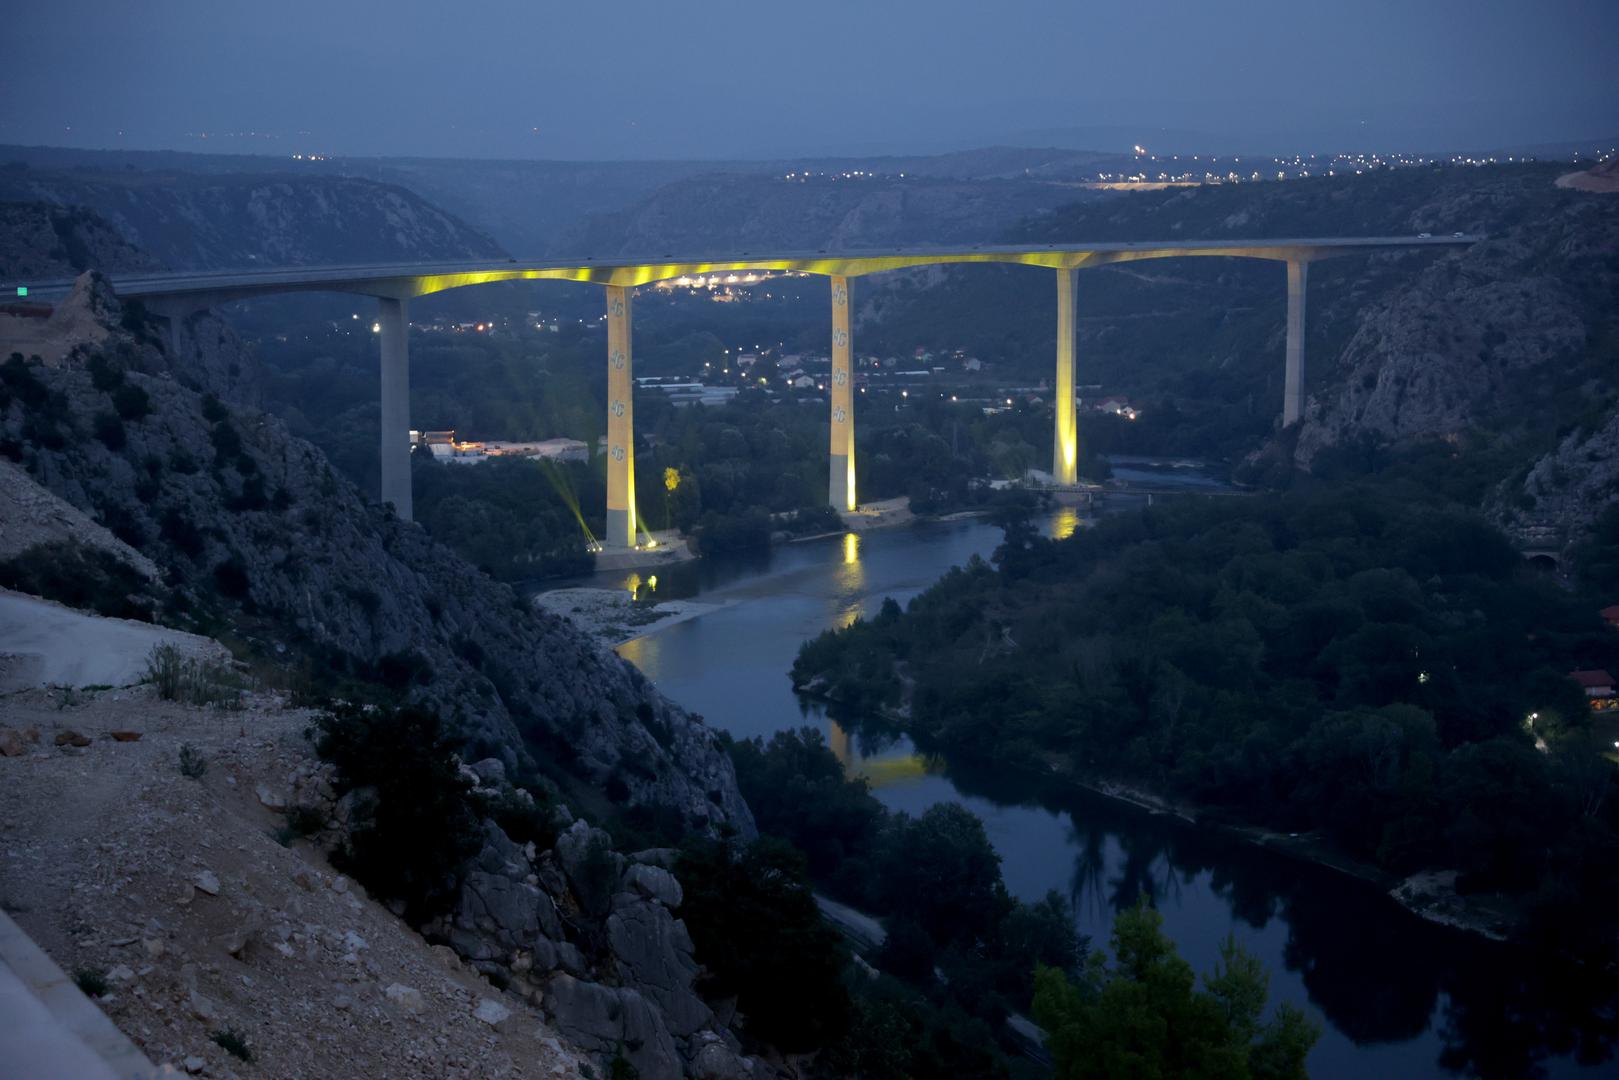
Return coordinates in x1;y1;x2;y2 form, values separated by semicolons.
0;200;160;280
0;168;504;271
0;273;754;840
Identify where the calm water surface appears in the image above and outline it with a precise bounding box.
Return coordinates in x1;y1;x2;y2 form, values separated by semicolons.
542;503;1616;1079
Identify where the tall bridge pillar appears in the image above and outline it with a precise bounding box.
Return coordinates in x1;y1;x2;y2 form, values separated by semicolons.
1283;258;1308;426
377;296;412;521
605;285;637;548
1054;268;1079;485
829;275;856;511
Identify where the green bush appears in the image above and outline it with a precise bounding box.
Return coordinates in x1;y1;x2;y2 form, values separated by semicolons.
178;742;208;779
315;702;480;924
92;410;126;449
210;1027;253;1062
73;967;108;998
0;541;153;621
112;382;151;421
144;644;244;708
676;838;850;1053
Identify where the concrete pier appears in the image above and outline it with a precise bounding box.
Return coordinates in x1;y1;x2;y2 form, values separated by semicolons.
605;285;637;547
377;296;412;521
1053;268;1079;485
828;275;856;510
1283;259;1308;426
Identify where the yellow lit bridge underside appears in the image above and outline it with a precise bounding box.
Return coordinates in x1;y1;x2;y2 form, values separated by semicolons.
399;245;1345;296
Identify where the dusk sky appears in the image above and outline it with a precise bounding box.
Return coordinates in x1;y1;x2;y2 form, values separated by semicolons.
2;0;1615;161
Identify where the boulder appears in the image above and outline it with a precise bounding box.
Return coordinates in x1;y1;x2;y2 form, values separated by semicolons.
384;982;425;1014
622;863;682;908
458;871;562;945
474;997;512;1029
0;728;24;757
691;1036;755;1080
555;820;624;912
193;869;221;896
545;974;681;1080
607;895;711;1037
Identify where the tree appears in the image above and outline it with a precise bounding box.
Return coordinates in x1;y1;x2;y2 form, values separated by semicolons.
676;838;850;1052
315;702;480;924
1033;901;1319;1080
881;802;1011;946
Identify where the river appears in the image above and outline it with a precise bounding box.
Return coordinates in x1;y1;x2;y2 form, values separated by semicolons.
545;501;1616;1078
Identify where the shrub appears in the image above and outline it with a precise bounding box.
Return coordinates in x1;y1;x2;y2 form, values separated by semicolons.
210;1027;253;1062
0;541;152;621
92;411;127;450
73;968;108;997
111;382;151;421
211;556;251;599
315;702;479;924
676;838;850;1052
178;742;208;779
159;508;205;559
145;644;244;708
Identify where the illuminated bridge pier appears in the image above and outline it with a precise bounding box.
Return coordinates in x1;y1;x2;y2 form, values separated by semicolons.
18;235;1475;538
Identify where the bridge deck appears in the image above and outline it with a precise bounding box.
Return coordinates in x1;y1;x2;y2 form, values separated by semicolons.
12;234;1478;304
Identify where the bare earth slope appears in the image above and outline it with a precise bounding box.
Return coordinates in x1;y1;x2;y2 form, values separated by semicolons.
0;685;586;1078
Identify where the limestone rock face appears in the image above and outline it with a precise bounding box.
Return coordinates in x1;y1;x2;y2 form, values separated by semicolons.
429;816;759;1080
544;975;682;1080
0;272;756;840
0;172;505;271
1493;409;1619;543
607;892;712;1037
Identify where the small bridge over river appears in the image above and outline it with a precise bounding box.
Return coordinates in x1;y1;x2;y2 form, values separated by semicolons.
13;235;1476;547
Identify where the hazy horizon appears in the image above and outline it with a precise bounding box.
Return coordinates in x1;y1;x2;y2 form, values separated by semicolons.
2;1;1615;163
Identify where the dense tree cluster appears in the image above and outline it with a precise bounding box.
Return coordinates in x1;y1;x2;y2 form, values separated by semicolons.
727;730;1083;1029
794;485;1619;955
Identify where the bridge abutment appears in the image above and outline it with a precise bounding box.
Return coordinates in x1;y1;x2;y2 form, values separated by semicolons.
605;285;637;548
377;296;412;521
829;275;856;511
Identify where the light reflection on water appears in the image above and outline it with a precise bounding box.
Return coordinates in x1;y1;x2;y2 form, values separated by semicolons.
545;501;1615;1080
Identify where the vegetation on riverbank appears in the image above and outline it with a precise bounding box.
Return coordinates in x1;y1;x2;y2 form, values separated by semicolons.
792;472;1619;960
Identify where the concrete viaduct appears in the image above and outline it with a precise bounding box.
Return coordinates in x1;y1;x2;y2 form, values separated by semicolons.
15;235;1475;548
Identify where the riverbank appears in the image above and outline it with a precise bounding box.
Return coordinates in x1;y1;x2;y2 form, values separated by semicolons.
801;684;1516;944
533;587;727;646
1031;767;1515;942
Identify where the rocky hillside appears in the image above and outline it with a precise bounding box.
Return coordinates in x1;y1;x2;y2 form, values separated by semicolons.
0;678;766;1078
0;144;1137;256
0;167;504;271
0;687;589;1077
0;273;753;839
861;162;1619;537
0;200;160;280
555;172;1095;256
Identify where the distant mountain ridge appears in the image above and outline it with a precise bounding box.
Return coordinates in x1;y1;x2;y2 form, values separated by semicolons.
0;144;1137;256
0;165;504;271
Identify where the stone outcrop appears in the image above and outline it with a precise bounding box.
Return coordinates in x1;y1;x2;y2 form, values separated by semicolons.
0;272;756;839
428;810;758;1080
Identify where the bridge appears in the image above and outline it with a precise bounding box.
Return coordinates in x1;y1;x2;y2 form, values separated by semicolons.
14;235;1477;547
